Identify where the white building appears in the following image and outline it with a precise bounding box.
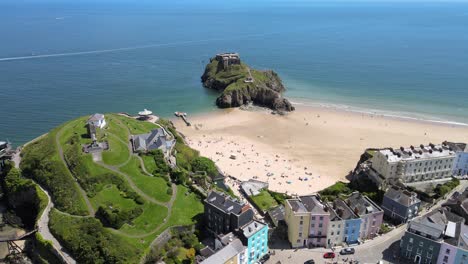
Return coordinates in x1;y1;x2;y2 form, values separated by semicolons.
371;143;456;184
447;142;468;176
87;113;106;129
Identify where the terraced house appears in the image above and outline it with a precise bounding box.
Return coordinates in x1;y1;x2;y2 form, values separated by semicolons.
400;208;465;264
204;191;254;235
345;192;383;240
370;143;456;185
382;185;421;224
285;195;330;248
328;198;362;245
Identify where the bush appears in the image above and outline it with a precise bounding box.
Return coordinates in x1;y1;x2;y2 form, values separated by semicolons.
319;181;353;201
191;157;218;178
95;206;143;229
175;144;199;171
3;168;47;228
170;170;188;185
434;178;460;198
147;149;170;175
49;209;141;263
20;132;88;215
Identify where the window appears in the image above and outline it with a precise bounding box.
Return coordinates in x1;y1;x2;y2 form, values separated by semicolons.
296;239;301;243
311;216;316;220
443;256;449;262
311;224;315;228
331;232;334;235
298;232;302;238
337;231;340;235
319;216;324;221
300;216;304;220
300;221;303;225
419;241;424;247
446;249;450;254
319;223;323;228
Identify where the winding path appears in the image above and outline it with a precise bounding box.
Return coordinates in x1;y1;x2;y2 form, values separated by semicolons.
55;129;95;216
36;185;77;264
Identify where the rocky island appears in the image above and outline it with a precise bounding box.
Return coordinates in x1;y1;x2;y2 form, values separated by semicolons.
201;53;295;112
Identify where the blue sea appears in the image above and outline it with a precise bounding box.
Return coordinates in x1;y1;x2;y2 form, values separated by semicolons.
1;0;468;145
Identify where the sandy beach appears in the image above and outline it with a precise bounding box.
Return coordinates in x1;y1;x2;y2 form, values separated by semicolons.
173;106;468;196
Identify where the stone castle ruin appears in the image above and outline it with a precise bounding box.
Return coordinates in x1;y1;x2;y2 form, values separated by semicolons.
215;53;241;70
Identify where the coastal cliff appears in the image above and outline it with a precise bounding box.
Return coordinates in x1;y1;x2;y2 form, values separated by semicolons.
201;54;295;112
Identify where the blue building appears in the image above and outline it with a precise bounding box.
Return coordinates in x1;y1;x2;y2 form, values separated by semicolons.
237;220;269;264
382;185;421;224
330;199;361;245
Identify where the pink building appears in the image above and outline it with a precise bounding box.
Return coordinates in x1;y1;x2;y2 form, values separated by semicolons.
300;195;330;247
346;192;384;240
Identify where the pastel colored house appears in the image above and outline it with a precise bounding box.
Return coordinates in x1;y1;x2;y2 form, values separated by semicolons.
447;142;468;176
400;208;464;264
237;220;269;264
330;199;362;245
285;198;311;248
301;195;330;248
326;202;345;248
87;113;106;129
346;192;383;240
284;195;330;248
382;185;421;224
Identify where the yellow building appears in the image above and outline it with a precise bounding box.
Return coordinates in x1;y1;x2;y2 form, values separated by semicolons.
285;199;311;248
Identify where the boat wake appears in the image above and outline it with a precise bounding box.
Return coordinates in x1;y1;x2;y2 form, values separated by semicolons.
0;32;278;62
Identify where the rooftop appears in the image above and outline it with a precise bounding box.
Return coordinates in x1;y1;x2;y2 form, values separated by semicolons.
384;186;421;207
241;220;267;238
443;187;468;214
199;239;245;264
286;199;308;214
408;208;465;242
346;192;383;216
329;199;359;220
206;191;249;216
378;143;455;163
87;113;105;123
300;195;328;214
240;180;268;196
267;205;285;227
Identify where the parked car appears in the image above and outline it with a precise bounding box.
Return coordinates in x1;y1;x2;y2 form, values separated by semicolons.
304;260;315;264
259;254;270;263
340;248;355;255
323;252;335;259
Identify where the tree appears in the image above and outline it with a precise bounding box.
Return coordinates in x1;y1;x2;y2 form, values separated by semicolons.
191;157;218;177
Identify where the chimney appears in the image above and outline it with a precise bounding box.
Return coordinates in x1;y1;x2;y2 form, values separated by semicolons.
400;146;405;151
354;207;359;215
420;144;425;149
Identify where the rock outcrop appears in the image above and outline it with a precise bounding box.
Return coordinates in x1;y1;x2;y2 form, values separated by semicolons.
201;56;295;112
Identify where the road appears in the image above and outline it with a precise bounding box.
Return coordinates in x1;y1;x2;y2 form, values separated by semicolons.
267;181;468;264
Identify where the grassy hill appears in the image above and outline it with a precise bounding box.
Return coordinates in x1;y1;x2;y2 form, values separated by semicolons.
20;114;205;263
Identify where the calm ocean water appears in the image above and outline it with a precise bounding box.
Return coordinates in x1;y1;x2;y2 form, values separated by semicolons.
1;1;468;145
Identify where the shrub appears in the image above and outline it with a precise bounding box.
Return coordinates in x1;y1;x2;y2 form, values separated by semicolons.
20;132;87;215
147;149;170;175
49;209;141;263
95;206;143;229
191;157;218;178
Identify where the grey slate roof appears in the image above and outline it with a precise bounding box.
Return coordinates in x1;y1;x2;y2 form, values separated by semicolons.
199;239;244;264
408;208;465;241
346;192;382;216
300;195;327;214
87;113;104;123
287;199;308;213
330;199;359;220
241;220;266;238
385;186;420;207
132;128;174;152
205;191;247;215
267;205;285;227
